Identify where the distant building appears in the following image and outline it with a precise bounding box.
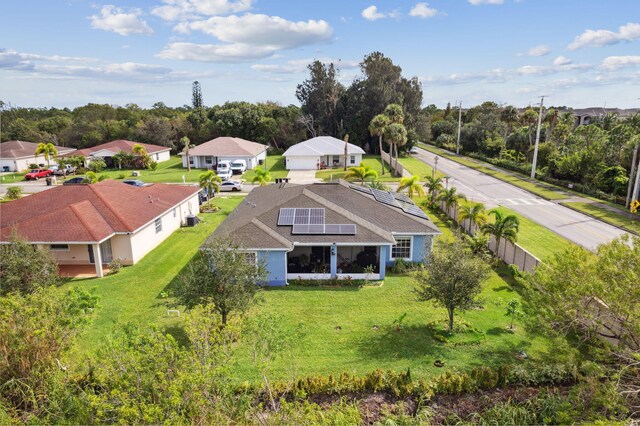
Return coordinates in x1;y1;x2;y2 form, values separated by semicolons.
283;136;365;170
181;137;268;170
0;140;76;172
71;140;171;166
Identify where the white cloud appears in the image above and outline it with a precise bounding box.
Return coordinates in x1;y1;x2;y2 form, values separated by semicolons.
251;58;359;74
468;0;505;5
89;5;153;36
567;22;640;50
152;0;253;21
362;5;386;21
553;56;571;66
601;55;640;70
409;3;438;18
161;14;332;62
524;45;551;57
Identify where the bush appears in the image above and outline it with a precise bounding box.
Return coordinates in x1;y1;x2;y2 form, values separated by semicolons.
107;258;122;275
4;186;22;200
147;160;158;171
28;163;38;169
88;158;106;173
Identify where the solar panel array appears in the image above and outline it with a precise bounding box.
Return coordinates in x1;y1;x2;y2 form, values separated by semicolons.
279;208;325;225
292;223;357;235
402;204;429;219
277;208;295;225
348;184;373;194
348;182;432;221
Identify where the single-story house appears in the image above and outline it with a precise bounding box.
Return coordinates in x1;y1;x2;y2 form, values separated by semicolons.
207;180;441;285
0;140;76;172
283;136;365;170
71;140;172;166
0;180;200;277
181;137;268;170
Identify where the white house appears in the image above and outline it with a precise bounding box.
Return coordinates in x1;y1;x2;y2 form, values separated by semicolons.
283;136;365;170
0;140;76;172
181;137;268;170
0;180;200;277
71;140;171;167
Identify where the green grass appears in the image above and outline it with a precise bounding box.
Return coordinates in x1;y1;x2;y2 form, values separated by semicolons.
560;202;640;236
418;144;567;201
398;156;446;179
316;155;400;182
241;155;288;182
0;172;27;183
65;196;243;361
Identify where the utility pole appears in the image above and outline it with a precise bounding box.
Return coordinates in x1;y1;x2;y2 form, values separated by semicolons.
626;142;638;207
632;151;640;206
456;101;462;155
530;95;547;179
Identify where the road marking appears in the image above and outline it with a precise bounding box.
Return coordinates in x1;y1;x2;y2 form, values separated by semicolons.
500;198;553;206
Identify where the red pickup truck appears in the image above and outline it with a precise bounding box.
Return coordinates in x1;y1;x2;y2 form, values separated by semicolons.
24;169;53;180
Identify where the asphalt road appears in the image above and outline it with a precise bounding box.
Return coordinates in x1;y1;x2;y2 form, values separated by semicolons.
414;147;628;251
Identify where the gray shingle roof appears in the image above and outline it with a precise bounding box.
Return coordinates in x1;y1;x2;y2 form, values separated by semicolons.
207;180;440;249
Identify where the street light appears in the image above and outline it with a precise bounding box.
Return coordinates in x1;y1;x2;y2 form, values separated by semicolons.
530;95;547;179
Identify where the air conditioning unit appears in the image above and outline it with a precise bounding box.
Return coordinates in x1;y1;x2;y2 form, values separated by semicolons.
185;215;200;227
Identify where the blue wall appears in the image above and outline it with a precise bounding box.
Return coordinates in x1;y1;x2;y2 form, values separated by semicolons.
385;234;435;267
258;250;287;286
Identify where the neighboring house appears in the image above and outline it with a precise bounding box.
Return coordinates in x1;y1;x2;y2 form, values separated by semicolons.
207;180;441;285
181;137;268;170
71;140;171;166
0;180;200;277
283;136;365;170
0;140;76;172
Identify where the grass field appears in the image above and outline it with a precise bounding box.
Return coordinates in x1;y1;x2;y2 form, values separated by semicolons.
316;155;400;182
240;155;288;182
561;201;640;236
398;156;446;179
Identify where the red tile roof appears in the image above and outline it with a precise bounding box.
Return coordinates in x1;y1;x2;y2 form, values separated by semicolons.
0;140;76;159
71;140;170;157
0;180;200;243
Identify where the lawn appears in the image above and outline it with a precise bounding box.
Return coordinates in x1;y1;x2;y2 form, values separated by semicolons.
561;201;640;236
241;155;288;182
316;155;400;182
64;196;244;362
417;144;567;201
0;172;26;183
398;156;446;180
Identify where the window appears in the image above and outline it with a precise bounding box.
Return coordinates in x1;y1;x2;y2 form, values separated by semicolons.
391;236;412;260
155;218;162;233
155;153;159;160
205;156;213;165
189;158;194;165
243;252;257;264
173;208;177;218
350;155;356;164
50;244;69;251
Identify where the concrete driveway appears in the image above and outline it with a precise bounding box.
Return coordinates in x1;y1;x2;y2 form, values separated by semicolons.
287;170;322;184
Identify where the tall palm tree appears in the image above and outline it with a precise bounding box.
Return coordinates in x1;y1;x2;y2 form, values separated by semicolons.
481;209;520;258
345;163;378;185
181;136;194;172
251;168;272;186
199;170;221;209
383;123;407;176
384;103;405;125
437;186;467;217
457;202;487;234
397;175;425;199
369;114;389;175
35;142;58;168
423;175;444;206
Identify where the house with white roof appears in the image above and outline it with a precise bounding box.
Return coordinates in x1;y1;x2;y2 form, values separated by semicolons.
283;136;365;170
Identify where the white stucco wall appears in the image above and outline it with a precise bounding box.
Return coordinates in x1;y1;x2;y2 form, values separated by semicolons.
1;155;60;172
110;234;134;265
153;150;171;163
44;244;91;265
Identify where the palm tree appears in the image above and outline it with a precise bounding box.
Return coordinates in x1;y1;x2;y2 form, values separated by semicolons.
199;170;222;209
397;175;425;199
423;175;444;206
181;136;194;172
251;168;272;186
369;114;389;175
384;103;405;125
367;180;389;190
437;186;467;217
345;163;378;185
457;202;487;234
35;142;58;168
83;171;107;184
132;143;147;156
463;233;490;256
383;123;407;176
481;209;520;259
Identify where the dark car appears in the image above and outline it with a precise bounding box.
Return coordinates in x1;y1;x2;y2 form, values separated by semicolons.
199;188;216;204
123;179;152;187
63;177;86;185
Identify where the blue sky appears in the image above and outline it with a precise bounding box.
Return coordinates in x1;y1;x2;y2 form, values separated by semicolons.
1;0;639;109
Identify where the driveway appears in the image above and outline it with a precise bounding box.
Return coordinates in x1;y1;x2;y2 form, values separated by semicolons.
287;170;322;184
413;147;628;251
0;178;56;196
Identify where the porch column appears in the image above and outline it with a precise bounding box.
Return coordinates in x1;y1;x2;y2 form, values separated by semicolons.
93;243;104;278
379;246;387;279
330;244;337;278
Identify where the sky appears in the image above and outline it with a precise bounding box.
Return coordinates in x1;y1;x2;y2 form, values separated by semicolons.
1;0;639;110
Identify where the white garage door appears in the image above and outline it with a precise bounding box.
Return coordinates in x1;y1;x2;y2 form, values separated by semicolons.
287;157;318;170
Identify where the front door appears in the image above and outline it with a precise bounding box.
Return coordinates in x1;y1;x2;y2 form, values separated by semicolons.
88;245;95;264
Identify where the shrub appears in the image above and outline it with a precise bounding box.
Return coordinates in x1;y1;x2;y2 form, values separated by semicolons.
88;158;106;173
148;160;158;171
391;258;408;274
107;258;122;275
28;163;38;169
4;186;22;200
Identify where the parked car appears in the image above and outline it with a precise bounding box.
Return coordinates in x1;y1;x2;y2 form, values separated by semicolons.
199;188;215;204
63;177;87;185
409;147;419;154
217;168;233;181
219;181;243;192
216;161;231;172
123;179;152;187
24;169;53;180
230;159;247;174
52;164;77;176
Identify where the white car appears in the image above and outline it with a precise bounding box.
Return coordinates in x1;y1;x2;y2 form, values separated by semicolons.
217;169;233;181
409;147;419;154
219;181;243;192
230;159;247;174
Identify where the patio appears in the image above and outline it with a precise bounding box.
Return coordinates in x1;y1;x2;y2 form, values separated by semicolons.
59;264;110;278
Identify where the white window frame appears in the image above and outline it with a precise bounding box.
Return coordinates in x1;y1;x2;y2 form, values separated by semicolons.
155;153;160;160
205;156;213;165
155;218;162;234
243;251;257;265
350;155;356;164
189;157;195;165
173;208;177;218
50;244;70;251
391;236;412;261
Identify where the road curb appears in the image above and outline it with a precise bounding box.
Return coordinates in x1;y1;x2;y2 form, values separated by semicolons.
559;202;638;237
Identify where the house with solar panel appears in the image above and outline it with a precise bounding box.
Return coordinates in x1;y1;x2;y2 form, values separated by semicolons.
206;180;441;285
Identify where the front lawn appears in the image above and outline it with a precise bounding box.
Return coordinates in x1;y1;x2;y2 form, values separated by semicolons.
398;156;446;179
241;155;288;182
316;155;400;182
74;156;204;183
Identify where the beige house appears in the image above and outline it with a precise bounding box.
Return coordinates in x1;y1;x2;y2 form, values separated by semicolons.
0;140;76;172
0;180;200;277
181;137;268;170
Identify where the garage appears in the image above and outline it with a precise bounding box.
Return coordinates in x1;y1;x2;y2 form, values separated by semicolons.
286;156;319;170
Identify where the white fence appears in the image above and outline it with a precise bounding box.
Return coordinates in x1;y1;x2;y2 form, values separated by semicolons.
381;151;411;178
